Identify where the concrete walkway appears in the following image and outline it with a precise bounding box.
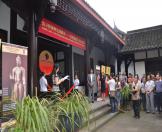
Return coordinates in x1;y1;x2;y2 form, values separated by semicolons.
96;111;162;132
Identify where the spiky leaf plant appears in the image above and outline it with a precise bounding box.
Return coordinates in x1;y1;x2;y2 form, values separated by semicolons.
63;91;90;131
5;91;90;132
48;91;90;132
121;84;131;100
8;96;51;132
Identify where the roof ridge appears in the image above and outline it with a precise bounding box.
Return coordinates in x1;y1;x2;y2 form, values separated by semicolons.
121;25;162;53
128;25;162;34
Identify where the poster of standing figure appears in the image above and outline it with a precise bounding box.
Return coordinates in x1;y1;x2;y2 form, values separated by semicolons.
2;43;28;117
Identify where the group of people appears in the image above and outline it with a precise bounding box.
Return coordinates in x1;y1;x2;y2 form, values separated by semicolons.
40;65;162;119
87;70;162;118
39;64;70;95
87;69;122;109
141;74;162;113
87;69;122;112
40;63;81;96
126;73;162;119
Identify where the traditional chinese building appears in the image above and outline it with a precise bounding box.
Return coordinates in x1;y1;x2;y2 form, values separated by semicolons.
0;0;124;100
119;25;162;78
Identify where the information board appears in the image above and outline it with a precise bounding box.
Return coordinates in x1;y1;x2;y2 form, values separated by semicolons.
2;42;28;117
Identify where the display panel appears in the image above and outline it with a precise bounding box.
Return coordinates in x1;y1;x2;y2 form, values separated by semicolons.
2;43;28;117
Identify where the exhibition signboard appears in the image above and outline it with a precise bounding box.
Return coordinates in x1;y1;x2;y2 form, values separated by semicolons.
2;42;28;117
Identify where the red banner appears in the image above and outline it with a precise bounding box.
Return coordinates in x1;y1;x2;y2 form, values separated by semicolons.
39;18;86;50
62;85;75;99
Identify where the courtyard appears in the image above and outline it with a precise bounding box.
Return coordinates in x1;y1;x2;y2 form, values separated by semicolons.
96;111;162;132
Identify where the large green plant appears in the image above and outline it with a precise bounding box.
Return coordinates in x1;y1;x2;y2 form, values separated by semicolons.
121;84;131;100
59;91;90;131
4;91;90;132
13;96;51;132
44;94;69;132
47;91;90;132
120;84;131;111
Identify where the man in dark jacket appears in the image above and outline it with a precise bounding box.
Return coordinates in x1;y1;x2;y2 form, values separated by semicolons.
87;69;96;103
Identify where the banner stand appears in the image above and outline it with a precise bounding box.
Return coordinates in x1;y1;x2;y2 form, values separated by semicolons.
0;39;2;127
1;41;28;119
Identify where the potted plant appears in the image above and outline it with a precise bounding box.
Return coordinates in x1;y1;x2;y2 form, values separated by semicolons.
57;91;90;132
4;91;90;132
120;84;131;111
7;96;51;132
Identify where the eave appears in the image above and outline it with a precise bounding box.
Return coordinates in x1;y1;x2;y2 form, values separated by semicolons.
74;0;125;45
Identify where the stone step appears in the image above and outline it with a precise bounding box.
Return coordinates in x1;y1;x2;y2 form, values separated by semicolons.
89;106;111;123
90;103;110;114
81;100;110;128
90;98;110;114
80;112;119;132
80;99;111;129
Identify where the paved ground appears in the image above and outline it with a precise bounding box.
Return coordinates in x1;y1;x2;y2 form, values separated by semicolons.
96;111;162;132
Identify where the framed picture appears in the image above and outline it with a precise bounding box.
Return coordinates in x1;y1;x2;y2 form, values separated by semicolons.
106;67;111;75
101;65;105;74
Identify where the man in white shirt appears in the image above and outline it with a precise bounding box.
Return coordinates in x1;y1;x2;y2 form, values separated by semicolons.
145;75;155;113
40;73;48;92
106;74;116;112
108;77;116;92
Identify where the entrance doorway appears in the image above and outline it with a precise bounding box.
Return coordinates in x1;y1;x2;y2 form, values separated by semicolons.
38;37;71;93
74;53;85;85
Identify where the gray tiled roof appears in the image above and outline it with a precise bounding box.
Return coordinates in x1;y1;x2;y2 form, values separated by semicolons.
120;25;162;53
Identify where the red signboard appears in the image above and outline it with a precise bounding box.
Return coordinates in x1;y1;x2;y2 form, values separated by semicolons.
38;18;86;50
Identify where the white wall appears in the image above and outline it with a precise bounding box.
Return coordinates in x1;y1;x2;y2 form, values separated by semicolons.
134;50;159;59
0;1;10;42
17;14;25;31
147;49;158;58
115;59;117;74
134;51;146;60
128;61;134;75
135;61;145;79
120;61;125;74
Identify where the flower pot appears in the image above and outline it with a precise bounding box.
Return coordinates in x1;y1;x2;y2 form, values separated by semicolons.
59;113;83;132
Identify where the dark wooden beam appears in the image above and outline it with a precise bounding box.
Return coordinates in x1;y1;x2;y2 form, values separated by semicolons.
10;9;17;43
158;48;160;57
117;59;122;74
84;39;90;96
27;12;37;97
133;59;136;76
124;59;128;76
65;46;73;89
